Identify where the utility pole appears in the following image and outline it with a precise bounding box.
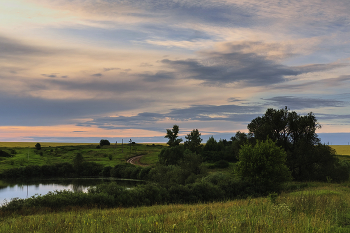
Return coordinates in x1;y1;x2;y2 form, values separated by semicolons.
129;139;132;155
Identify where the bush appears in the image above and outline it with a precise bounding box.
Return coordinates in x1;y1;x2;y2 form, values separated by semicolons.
0;150;12;158
236;138;292;192
158;145;184;166
110;163;136;178
99;139;110;147
10;149;17;155
138;167;152;180
214;160;229;168
100;166;112;177
35;143;41;150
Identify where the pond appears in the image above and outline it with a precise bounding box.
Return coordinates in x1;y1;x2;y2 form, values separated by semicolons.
0;178;143;206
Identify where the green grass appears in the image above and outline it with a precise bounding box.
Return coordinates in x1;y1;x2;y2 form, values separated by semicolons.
1;183;350;232
0;143;164;174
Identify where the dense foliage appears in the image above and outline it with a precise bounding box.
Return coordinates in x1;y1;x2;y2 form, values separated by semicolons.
0;150;12;158
248;107;349;181
99;139;110;147
236;138;292;191
35;143;41;150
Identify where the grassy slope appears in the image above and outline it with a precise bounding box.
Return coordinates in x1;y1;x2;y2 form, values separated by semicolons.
1;183;350;232
0;143;164;174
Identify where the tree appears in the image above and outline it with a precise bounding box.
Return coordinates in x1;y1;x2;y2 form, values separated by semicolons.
165;125;183;147
184;129;203;153
100;139;110;147
236;138;292;191
35;143;41;150
247;107;339;181
203;136;218;152
158;146;185;166
247;107;321;150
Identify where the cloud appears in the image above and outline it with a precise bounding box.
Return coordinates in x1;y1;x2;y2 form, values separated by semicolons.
0;35;52;59
103;68;120;72
80;103;263;131
274;75;350;90
142;71;175;82
0;92;142;126
42;73;60;78
263;96;346;110
92;73;102;77
154;46;346;86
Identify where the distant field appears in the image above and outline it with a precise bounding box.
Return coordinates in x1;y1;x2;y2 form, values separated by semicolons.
330;145;350;156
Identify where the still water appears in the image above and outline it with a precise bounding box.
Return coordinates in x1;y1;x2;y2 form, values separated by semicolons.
0;178;142;206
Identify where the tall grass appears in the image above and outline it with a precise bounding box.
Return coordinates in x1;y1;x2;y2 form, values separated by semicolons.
1;184;350;232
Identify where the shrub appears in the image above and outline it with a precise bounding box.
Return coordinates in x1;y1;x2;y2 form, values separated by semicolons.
138;167;152;180
99;139;110;147
158;145;184;166
236;138;292;192
0;150;12;158
35;143;41;150
214;160;229;168
100;166;112;177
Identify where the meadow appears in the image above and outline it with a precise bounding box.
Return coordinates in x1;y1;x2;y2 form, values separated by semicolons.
0;183;350;232
1;143;350;232
0;143;164;174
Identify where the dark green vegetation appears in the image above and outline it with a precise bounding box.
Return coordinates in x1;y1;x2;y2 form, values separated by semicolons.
236;138;292;191
1;107;350;232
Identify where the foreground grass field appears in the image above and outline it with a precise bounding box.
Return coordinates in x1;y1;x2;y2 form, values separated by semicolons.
1;183;350;232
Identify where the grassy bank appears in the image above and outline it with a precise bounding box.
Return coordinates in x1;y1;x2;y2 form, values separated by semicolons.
0;143;164;174
1;183;350;232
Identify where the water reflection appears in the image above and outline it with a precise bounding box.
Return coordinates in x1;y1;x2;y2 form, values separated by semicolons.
0;178;143;206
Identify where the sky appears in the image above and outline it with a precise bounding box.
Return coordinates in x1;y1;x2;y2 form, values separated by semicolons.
0;0;350;144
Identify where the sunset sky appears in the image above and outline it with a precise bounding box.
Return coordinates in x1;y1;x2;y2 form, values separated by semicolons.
1;0;350;144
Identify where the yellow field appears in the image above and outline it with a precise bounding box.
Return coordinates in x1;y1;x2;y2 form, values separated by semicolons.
330;145;350;155
0;142;98;148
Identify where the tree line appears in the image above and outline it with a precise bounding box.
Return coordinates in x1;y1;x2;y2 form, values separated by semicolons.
160;107;349;184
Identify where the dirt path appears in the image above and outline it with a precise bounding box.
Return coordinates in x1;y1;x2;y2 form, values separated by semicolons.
126;155;148;167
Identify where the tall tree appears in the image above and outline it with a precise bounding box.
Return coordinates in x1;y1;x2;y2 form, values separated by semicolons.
247;107;336;181
165;125;183;147
184;129;202;153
